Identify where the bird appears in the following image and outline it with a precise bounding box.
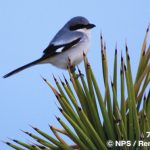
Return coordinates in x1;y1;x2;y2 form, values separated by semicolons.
3;16;95;78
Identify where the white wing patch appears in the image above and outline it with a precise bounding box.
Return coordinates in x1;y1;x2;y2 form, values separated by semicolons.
56;47;64;53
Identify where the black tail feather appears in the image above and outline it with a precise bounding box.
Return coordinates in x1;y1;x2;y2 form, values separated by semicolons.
3;58;43;78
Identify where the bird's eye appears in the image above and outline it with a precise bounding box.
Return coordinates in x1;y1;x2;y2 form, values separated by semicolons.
70;24;85;31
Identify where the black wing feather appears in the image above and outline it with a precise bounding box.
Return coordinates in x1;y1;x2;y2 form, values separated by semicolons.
42;38;81;58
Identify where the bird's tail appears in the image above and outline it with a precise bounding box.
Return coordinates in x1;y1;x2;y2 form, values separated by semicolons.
3;58;44;78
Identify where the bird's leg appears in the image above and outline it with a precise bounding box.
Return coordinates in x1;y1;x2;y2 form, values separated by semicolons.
67;57;84;78
70;66;84;80
72;65;85;79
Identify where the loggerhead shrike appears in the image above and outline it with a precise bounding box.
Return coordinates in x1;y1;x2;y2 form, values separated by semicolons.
3;16;95;78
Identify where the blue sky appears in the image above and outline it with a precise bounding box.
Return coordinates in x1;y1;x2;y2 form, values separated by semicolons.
0;0;150;149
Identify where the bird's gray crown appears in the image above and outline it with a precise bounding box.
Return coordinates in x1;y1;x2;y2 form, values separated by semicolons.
67;16;89;26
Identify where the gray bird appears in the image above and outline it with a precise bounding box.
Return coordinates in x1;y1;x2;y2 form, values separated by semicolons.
3;16;95;78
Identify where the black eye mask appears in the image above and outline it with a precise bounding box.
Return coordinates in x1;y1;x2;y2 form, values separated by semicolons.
70;23;95;31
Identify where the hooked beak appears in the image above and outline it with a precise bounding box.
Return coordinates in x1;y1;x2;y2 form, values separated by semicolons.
86;23;96;29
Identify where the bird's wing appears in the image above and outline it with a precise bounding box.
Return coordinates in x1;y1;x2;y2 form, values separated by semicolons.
42;37;81;58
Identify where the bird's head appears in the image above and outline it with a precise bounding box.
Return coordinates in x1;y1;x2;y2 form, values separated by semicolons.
66;16;96;32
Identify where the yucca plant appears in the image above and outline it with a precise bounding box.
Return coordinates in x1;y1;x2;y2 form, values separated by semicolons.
4;26;150;150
